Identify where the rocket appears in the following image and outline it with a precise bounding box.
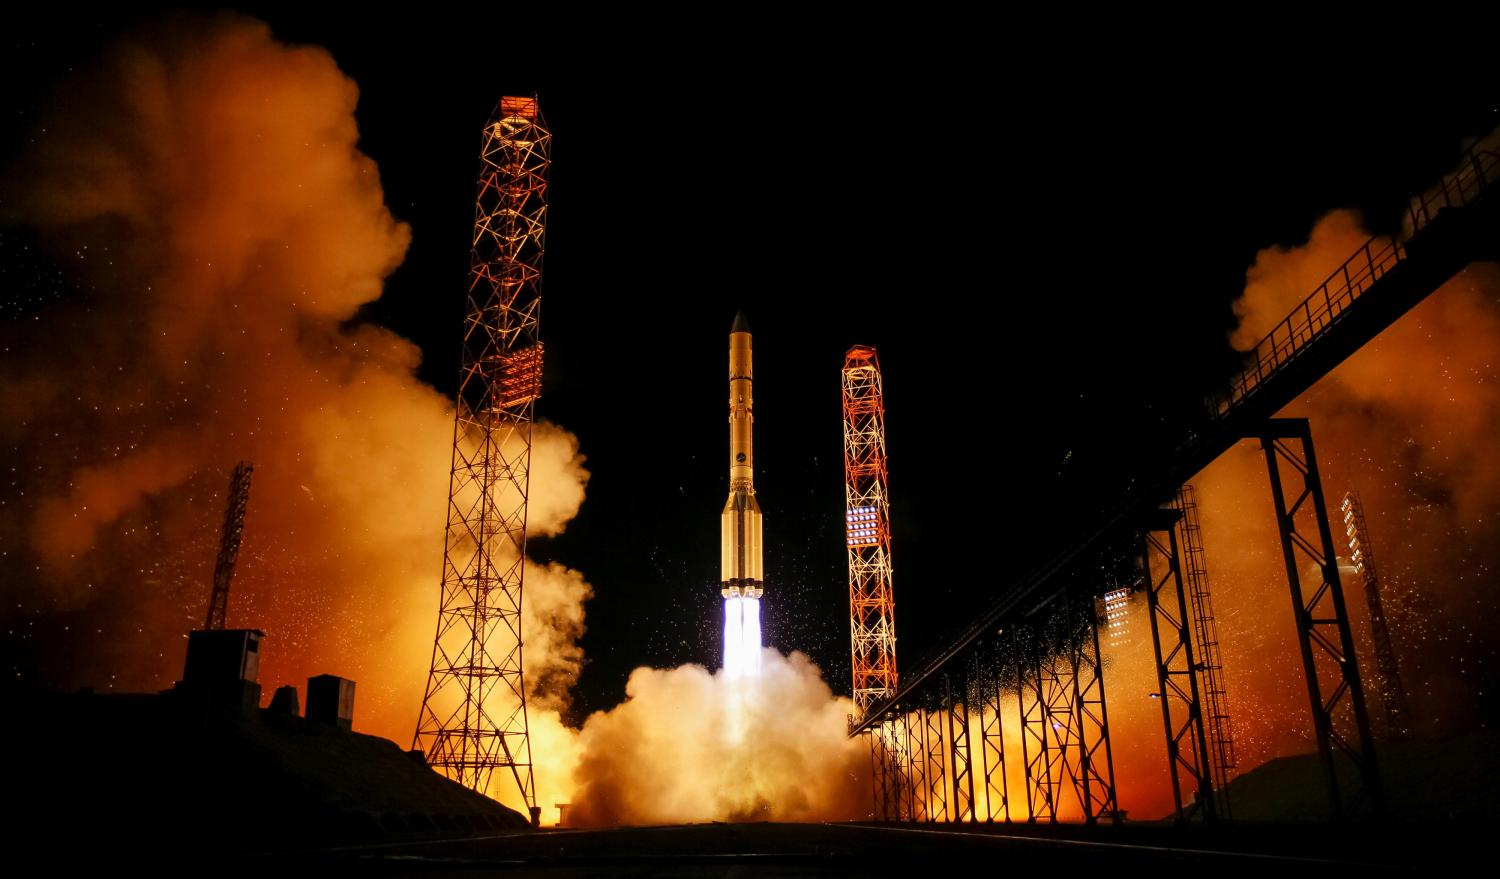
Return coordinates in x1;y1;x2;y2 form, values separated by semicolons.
721;311;763;676
721;310;764;599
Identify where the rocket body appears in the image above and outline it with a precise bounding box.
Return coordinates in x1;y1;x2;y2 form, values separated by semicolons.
722;315;764;599
721;312;763;676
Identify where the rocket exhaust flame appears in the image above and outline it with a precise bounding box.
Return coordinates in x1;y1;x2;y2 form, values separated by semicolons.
723;596;763;678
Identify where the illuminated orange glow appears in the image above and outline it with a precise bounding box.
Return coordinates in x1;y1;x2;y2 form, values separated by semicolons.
8;15;1500;828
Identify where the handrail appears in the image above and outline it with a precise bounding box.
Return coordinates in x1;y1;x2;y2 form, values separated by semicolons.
1209;132;1500;419
853;128;1500;737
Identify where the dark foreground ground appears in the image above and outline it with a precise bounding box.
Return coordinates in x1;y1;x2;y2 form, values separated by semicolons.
236;820;1474;875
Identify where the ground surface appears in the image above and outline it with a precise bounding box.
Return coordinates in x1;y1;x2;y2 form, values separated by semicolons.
240;820;1467;875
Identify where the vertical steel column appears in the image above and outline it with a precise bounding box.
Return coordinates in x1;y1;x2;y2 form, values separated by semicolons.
1260;419;1384;819
883;719;908;821
905;707;927;822
1067;588;1119;824
979;639;1011;822
1040;643;1077;820
924;707;949;822
946;672;977;822
1141;508;1217;823
1016;626;1055;822
872;724;901;822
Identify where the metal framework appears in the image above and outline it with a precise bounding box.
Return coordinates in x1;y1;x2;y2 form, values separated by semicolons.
1141;509;1217;823
1211;131;1500;418
843;345;899;720
205;461;253;630
1014;595;1118;825
1061;589;1118;824
1176;486;1236;816
976;641;1011;822
904;708;928;821
1341;491;1412;740
923;707;949;822
854;129;1499;754
945;674;977;822
1259;420;1382;819
1015;627;1055;822
869;718;909;821
848;128;1499;828
414;96;550;825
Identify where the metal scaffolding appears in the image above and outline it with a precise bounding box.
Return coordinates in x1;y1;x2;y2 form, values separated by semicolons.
1015;626;1055;823
1260;419;1383;820
1061;589;1118;824
923;707;949;822
1141;509;1217;823
847;129;1497;829
945;674;977;822
905;708;928;822
414;96;550;825
976;640;1011;822
1176;485;1236;816
844;345;899;721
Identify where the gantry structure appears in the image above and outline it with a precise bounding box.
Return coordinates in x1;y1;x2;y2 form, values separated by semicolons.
843;346;899;719
853;128;1499;825
414;96;550;826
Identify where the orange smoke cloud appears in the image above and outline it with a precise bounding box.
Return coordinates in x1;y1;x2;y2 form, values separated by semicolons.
1189;209;1500;782
3;14;874;832
0;13;592;751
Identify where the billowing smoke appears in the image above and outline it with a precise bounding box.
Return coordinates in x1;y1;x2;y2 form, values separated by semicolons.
1190;208;1500;777
3;13;870;828
566;650;868;825
0;13;593;750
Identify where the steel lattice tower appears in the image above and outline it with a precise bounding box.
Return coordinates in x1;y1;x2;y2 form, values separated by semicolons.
205;461;253;630
843;346;898;719
1341;491;1412;740
414;96;549;825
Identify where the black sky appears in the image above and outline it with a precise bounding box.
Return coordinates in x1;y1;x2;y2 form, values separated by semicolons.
5;8;1498;721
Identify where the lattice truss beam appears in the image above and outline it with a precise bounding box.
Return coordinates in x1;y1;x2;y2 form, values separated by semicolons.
1140;509;1217;823
1013;595;1117;825
843;346;898;720
415;96;550;823
974;643;1011;823
1259;420;1383;819
867;593;1118;825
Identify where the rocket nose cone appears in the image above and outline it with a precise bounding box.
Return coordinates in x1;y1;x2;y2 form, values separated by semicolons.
731;310;750;334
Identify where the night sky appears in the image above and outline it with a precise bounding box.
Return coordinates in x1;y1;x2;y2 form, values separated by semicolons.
5;9;1498;723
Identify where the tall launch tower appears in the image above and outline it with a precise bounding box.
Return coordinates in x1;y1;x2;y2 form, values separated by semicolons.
722;312;764;676
414;96;549;825
842;346;897;719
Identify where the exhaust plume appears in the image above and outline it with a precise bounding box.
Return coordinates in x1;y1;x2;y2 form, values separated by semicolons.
0;13;594;751
3;14;872;828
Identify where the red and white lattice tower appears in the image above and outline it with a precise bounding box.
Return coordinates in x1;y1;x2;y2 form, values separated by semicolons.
414;96;549;825
843;345;898;719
